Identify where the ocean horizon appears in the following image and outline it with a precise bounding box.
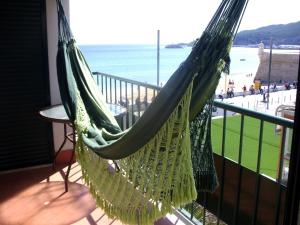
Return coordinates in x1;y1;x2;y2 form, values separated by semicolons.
80;44;260;87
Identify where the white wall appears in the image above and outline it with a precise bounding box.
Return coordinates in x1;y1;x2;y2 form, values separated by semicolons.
46;0;72;152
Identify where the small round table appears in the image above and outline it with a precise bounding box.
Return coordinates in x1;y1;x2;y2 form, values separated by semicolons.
38;104;126;192
38;104;75;192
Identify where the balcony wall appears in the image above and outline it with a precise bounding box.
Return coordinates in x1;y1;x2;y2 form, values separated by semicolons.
46;0;73;152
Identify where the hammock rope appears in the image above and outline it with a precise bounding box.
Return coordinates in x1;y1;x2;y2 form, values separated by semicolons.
187;0;248;192
190;98;218;192
55;0;248;224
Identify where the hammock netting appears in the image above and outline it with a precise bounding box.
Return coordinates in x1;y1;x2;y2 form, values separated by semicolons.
190;98;219;191
56;0;248;224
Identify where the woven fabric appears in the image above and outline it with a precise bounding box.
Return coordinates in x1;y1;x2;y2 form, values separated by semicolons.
75;81;197;225
190;99;218;192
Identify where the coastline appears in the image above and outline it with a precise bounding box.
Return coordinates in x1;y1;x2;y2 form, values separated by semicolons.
82;45;298;101
233;44;300;50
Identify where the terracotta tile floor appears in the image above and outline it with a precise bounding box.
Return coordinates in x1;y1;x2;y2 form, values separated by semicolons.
0;150;188;225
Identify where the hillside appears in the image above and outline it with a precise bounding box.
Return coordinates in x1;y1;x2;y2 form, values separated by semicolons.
234;21;300;47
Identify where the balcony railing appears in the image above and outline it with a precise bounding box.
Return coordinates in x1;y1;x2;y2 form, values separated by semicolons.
187;102;293;225
93;71;294;225
93;72;161;129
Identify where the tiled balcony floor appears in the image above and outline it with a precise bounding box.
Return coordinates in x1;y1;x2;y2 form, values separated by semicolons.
0;150;188;225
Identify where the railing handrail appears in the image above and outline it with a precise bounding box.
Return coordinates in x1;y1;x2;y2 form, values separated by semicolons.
93;71;162;91
214;100;294;128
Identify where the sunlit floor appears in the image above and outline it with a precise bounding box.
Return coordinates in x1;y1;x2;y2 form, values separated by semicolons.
0;150;187;225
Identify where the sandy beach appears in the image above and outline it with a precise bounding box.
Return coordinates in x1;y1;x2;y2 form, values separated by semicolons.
216;72;255;93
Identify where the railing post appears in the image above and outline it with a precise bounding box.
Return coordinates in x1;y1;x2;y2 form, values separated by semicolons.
275;127;287;225
114;78;117;104
217;108;227;225
233;114;245;225
131;83;134;124
252;120;264;225
105;76;108;102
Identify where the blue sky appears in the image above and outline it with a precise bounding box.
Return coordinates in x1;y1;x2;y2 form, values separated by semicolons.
70;0;300;45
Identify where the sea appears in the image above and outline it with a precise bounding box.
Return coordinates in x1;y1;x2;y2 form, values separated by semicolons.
79;45;260;87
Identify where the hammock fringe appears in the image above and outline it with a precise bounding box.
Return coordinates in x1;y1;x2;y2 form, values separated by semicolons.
75;83;197;225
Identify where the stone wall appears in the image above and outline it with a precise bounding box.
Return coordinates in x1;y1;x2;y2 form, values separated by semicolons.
255;49;299;83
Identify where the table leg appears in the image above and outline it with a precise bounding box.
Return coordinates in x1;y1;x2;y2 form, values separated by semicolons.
53;123;68;170
64;125;76;192
64;149;75;192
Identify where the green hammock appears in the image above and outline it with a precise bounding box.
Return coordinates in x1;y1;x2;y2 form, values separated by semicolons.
56;0;248;224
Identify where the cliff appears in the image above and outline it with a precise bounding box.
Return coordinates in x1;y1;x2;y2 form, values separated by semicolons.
234;21;300;47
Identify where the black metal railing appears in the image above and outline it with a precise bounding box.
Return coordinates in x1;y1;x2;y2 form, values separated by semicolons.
93;72;161;129
192;101;293;225
93;71;294;225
